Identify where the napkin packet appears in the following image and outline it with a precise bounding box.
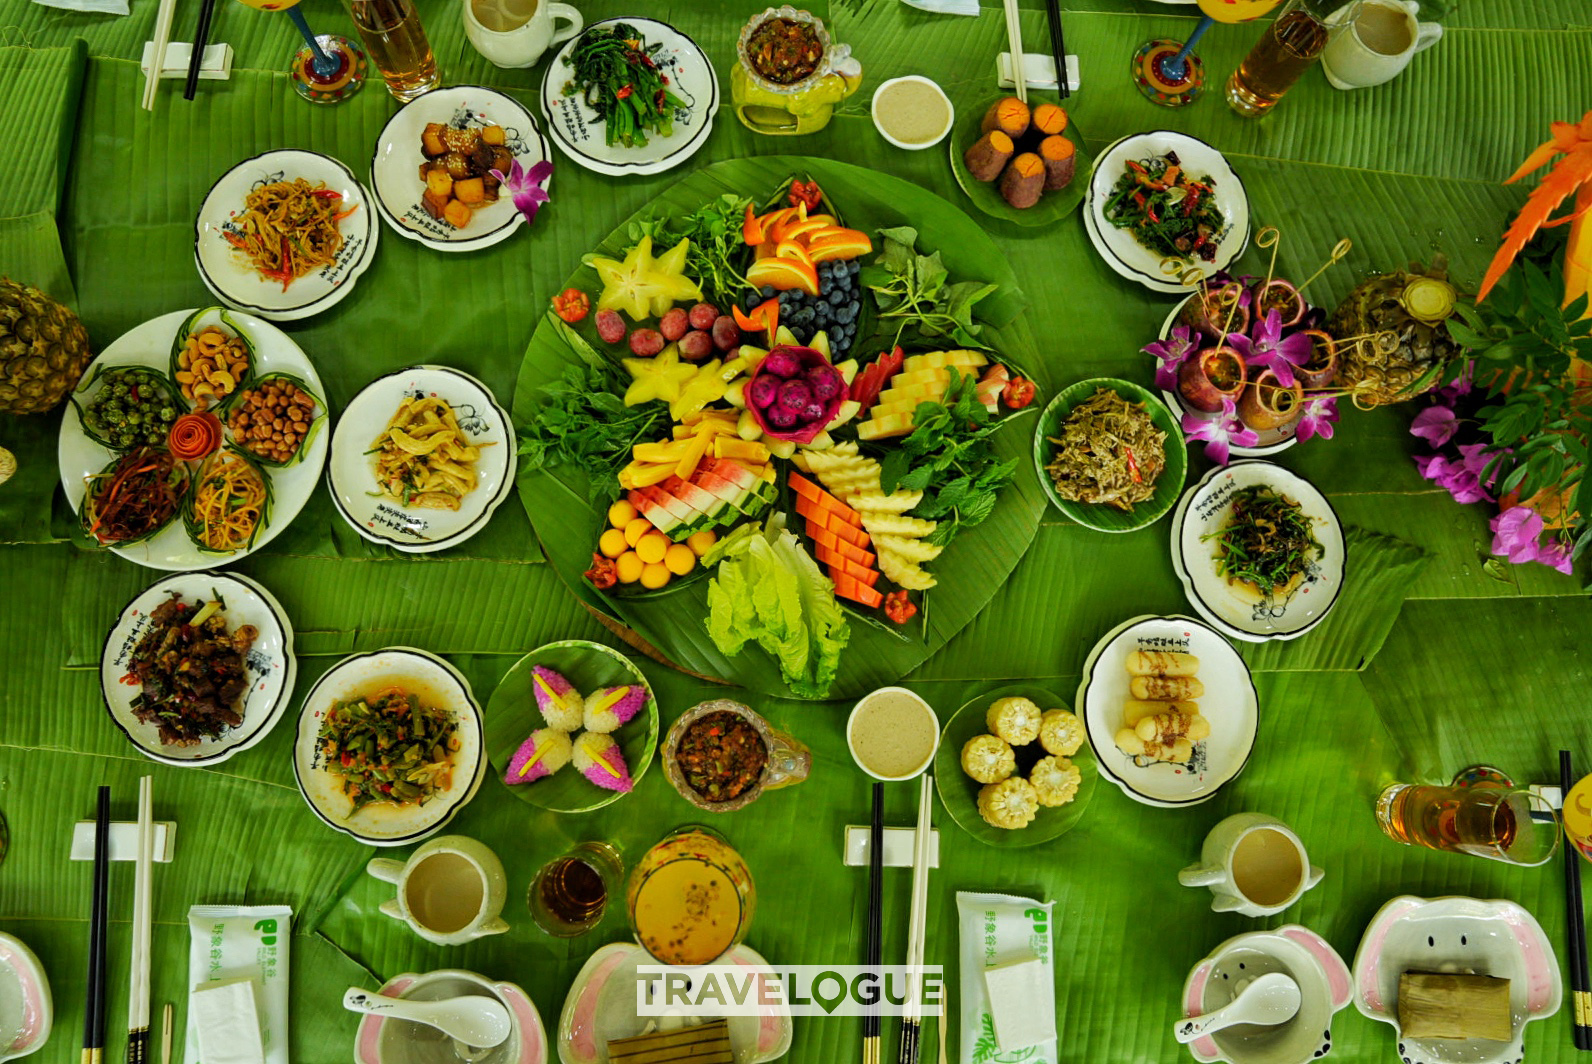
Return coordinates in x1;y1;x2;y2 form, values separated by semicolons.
956;892;1056;1064
899;0;979;14
31;0;129;16
185;904;292;1064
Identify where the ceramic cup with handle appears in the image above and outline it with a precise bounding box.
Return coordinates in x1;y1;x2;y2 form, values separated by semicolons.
1320;0;1442;90
1179;813;1324;917
367;834;510;946
461;0;581;70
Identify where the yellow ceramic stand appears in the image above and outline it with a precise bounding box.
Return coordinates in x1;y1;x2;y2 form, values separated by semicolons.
731;5;862;135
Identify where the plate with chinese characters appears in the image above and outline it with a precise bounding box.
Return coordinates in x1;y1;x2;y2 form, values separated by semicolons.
327;365;517;553
539;17;719;177
370;85;551;253
1077;614;1258;807
100;571;297;766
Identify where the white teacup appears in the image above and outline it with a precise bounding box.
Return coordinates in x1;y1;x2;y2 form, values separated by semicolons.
1178;813;1324;918
367;835;509;946
461;0;581;70
1321;0;1442;90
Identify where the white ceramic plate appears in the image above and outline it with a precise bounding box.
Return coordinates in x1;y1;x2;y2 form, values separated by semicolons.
58;308;329;571
540;17;720;178
1157;297;1299;457
558;942;792;1064
371;85;551;253
1086;131;1250;294
0;932;51;1062
194;149;378;321
1352;895;1561;1064
1171;460;1345;643
1077;614;1258;807
100;572;297;767
327;365;516;553
292;647;486;847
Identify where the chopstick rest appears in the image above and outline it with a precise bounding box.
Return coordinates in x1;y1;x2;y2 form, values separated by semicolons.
140;42;233;81
997;52;1081;93
71;820;177;863
843;825;940;868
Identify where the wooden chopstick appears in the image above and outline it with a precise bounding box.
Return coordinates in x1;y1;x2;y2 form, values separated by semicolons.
183;0;219;101
1560;751;1591;1051
1002;0;1027;104
897;774;934;1064
1043;0;1069;99
84;786;111;1064
127;776;154;1064
864;782;885;1064
160;1004;173;1064
141;0;179;111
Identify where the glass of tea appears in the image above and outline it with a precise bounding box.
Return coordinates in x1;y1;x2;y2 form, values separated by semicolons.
342;0;441;102
627;827;756;966
529;841;622;937
1376;783;1561;866
1226;0;1336;117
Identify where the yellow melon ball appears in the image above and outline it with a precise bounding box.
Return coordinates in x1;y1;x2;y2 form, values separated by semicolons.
608;499;638;528
598;528;628;558
635;532;670;565
615;551;644;584
664;543;696;576
686;529;718;557
640;562;672;590
624;517;653;547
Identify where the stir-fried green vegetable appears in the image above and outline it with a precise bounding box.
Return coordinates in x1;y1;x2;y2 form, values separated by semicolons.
318;687;458;812
1203;486;1321;594
1103;151;1226;263
562;24;686;149
1044;388;1166;512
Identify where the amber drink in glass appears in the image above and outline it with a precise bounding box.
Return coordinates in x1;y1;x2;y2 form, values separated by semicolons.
347;0;439;101
1226;0;1332;116
1376;783;1560;866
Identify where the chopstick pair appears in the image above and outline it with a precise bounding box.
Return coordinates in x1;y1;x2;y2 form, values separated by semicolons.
1043;0;1070;100
1560;751;1591;1051
898;774;934;1064
1001;0;1070;102
82;780;157;1064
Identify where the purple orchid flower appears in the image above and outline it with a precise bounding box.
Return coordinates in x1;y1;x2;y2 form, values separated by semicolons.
1143;325;1199;391
1296;396;1339;443
1182;397;1259;466
1409;405;1458;448
489;158;553;225
1227;308;1312;388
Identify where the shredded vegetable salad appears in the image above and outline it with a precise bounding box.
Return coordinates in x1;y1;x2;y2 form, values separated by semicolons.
226;178;355;291
1043;388;1166;512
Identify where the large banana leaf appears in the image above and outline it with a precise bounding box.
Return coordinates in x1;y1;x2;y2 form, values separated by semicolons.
512;156;1050;700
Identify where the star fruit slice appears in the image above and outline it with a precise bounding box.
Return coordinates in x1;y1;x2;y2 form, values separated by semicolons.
588;235;704;322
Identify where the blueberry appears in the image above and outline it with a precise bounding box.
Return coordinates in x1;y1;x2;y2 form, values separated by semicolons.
760;285;776;299
848;259;861;275
836;304;855;324
828;287;845;306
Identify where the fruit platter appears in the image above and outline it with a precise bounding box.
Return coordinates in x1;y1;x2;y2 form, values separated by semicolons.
514;156;1049;699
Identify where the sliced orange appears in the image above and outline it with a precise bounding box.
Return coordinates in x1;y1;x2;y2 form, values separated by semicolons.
746;256;820;296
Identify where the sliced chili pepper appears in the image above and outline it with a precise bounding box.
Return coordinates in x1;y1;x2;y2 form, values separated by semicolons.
616;84;634;100
1125;446;1143;484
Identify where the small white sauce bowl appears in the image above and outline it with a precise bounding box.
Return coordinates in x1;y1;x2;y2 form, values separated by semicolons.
871;75;955;151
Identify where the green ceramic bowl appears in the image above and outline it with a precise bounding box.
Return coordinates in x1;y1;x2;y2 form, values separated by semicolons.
485;639;658;814
1032;376;1188;533
948;94;1091;227
934;684;1096;848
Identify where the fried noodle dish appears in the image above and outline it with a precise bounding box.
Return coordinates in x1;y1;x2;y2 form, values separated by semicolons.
317;686;458;811
370;397;487;509
1044;388;1167;512
226;177;357;290
125;593;258;746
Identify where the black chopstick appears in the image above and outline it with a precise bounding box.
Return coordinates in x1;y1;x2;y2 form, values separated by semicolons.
1044;0;1069;99
84;786;111;1064
864;782;884;1064
183;0;219;101
1561;751;1591;1051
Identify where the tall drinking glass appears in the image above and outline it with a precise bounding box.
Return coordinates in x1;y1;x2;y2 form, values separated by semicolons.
344;0;440;102
1376;783;1561;866
1226;0;1335;116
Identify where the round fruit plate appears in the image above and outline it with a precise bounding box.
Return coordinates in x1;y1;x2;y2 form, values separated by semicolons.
949;93;1091;228
484;639;659;814
1033;376;1187;533
58;307;329;571
934;684;1097;848
512;155;1048;700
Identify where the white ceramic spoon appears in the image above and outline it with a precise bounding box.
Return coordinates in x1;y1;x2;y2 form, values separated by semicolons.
342;987;512;1048
1173;972;1302;1043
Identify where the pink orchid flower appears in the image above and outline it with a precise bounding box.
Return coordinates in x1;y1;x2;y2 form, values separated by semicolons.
1143;325;1199;391
1182;396;1259;466
489;158;553;226
1227;308;1311;388
1296;396;1339;443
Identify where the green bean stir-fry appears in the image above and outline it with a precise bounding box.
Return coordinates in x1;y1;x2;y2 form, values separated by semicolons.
1102;151;1226;263
1204;486;1321;594
1044;388;1166;512
561;24;686;149
318;686;458;812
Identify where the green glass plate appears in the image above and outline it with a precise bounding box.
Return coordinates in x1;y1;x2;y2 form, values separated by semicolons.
484;639;659;814
948;94;1091;227
1032;376;1188;534
933;684;1096;848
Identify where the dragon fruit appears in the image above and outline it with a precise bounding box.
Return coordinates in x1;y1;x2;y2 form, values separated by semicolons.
745;345;845;443
777;379;813;412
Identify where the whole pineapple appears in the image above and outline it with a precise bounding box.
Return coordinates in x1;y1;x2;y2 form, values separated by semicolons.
0;278;93;415
1328;258;1464;406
